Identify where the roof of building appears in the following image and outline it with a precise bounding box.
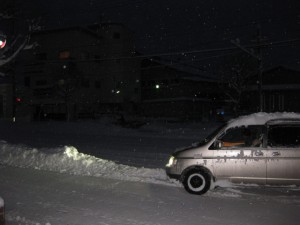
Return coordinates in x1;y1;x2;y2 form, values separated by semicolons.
247;65;300;85
142;57;219;82
263;65;300;74
31;26;98;37
31;23;130;39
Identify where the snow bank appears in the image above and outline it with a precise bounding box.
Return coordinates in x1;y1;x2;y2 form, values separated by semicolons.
0;143;178;187
228;112;300;129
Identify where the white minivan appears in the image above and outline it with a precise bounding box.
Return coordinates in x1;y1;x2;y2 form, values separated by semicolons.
166;112;300;195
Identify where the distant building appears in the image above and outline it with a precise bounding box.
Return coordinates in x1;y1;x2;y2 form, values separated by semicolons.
11;24;232;122
140;59;225;121
241;66;300;113
15;23;140;120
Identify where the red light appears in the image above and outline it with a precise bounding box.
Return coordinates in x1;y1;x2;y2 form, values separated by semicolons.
16;97;21;102
0;39;6;49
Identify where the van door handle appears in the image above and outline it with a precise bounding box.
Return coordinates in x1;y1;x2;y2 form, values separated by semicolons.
272;152;281;156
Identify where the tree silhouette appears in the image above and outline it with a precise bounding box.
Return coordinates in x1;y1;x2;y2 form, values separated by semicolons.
219;52;258;114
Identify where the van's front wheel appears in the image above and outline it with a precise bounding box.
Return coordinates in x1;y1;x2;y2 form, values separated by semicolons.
183;169;211;195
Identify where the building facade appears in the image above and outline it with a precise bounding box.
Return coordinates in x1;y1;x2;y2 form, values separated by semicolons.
0;80;13;120
140;59;225;121
241;66;300;113
15;24;140;120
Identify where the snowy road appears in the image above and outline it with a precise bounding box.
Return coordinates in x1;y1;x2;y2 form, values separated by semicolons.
1;120;300;225
1;166;300;225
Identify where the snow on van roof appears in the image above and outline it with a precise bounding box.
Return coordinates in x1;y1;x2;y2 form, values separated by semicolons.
227;112;300;128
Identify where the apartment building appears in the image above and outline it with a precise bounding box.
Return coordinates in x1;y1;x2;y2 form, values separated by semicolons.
15;23;140;120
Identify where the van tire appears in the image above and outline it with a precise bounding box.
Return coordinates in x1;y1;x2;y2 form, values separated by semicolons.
183;169;211;195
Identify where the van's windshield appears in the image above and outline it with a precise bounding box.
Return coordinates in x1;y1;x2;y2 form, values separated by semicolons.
195;123;226;146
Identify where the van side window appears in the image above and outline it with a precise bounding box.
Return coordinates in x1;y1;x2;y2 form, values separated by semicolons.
219;126;263;148
268;125;300;147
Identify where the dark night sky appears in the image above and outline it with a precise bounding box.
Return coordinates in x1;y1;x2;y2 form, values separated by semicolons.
6;0;300;71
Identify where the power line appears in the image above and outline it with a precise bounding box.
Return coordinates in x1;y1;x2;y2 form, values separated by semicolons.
11;2;299;58
23;38;300;65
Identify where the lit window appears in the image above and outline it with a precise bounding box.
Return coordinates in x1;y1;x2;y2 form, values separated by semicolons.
59;51;70;59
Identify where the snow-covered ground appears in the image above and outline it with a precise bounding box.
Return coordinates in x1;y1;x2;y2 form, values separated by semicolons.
0;118;217;168
1;118;300;225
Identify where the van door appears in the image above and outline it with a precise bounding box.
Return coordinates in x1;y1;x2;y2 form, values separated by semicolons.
212;125;267;184
266;124;300;185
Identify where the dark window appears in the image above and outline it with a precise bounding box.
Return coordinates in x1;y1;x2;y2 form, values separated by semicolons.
95;81;101;89
24;76;31;87
170;79;180;85
116;81;123;89
81;78;90;88
268;125;300;147
36;53;47;60
162;80;169;85
33;88;53;98
149;80;155;86
80;52;89;60
95;55;102;64
113;32;121;39
24;70;43;74
0;95;3;117
36;80;47;86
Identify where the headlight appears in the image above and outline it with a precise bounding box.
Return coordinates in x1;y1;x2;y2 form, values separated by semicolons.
166;156;177;167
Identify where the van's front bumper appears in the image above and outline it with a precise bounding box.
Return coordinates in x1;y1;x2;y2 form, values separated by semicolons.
165;155;181;180
165;167;181;180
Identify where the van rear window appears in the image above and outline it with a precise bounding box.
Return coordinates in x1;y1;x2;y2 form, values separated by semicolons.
268;125;300;147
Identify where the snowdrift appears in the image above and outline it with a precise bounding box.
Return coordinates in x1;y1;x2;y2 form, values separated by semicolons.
0;142;178;186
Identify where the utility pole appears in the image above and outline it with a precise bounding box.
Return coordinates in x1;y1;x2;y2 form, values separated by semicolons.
12;0;16;122
231;24;264;112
